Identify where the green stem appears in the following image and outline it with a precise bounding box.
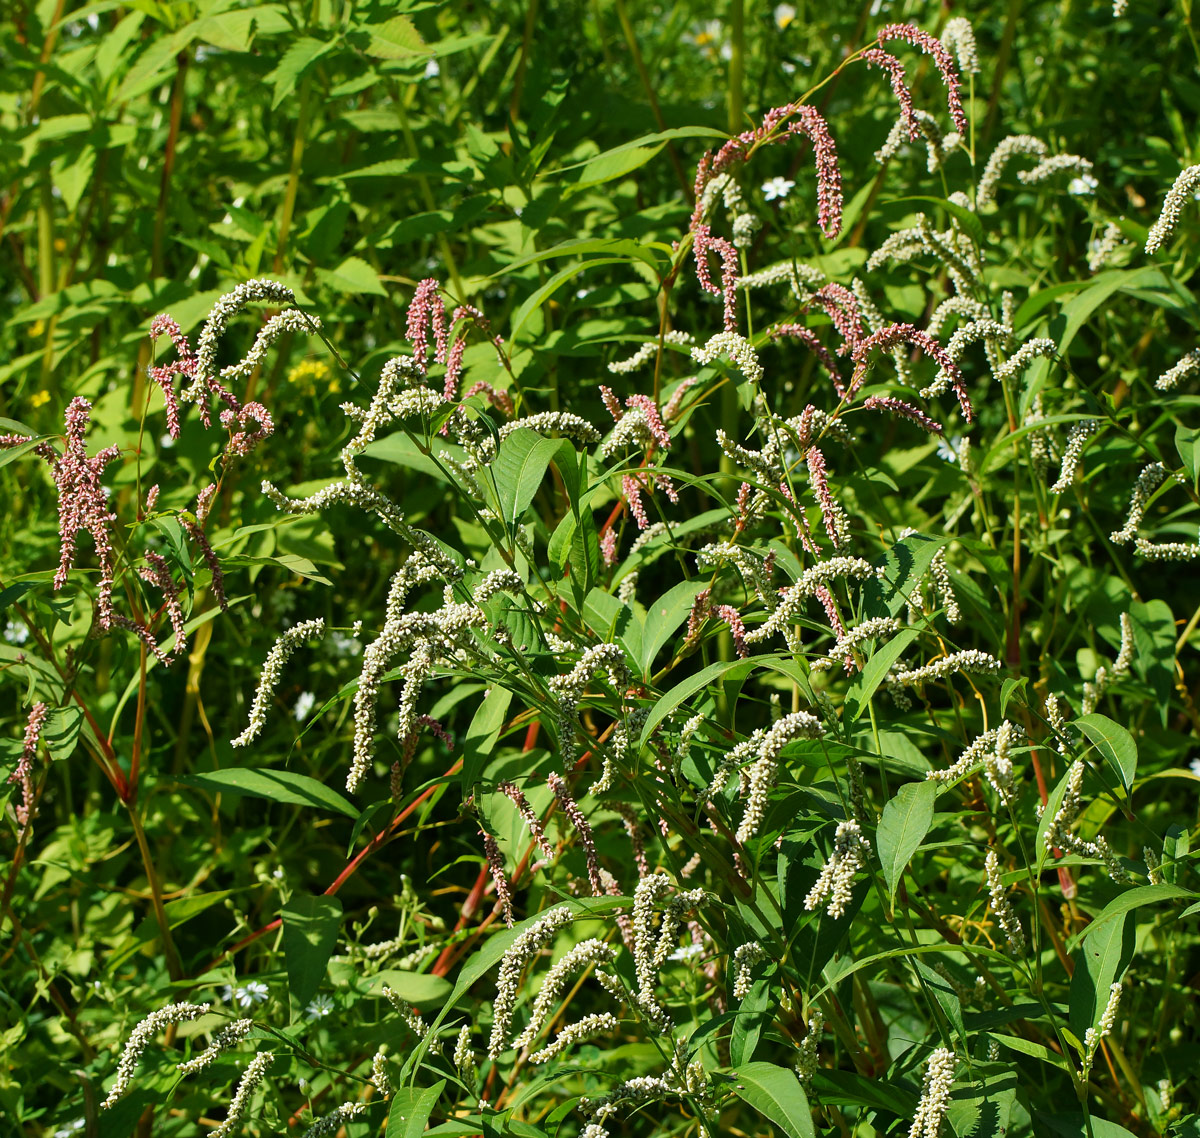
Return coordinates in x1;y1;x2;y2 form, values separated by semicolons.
128;806;184;982
274;76;312;276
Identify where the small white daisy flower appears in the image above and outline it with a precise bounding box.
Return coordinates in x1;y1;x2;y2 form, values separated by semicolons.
762;176;795;202
424;59;440;79
306;994;335;1019
293;691;316;721
233;981;269;1007
774;4;796;28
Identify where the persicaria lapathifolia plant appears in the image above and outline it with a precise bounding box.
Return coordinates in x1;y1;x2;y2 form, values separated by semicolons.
6;12;1200;1138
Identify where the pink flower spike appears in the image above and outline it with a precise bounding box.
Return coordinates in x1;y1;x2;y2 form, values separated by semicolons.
863;394;943;434
599;385;623;422
851;323;970;420
499;780;556;858
622;473;650;530
548;772;603;896
863;49;918;141
771;324;842;394
625;394;670;449
715;604;749;658
808;283;865;358
443;333;467;403
600;528;618;567
877;23;968;136
195;483;217;526
693;224;740;333
778;480;820;554
417;714;455;750
663;377;697;422
655;472;679;503
481;831;514;928
224;401;274;457
786;105;844;239
405;279;446;373
9;702;49;826
140;551;185;661
462;381;514;418
812;584;853;669
184;519;228;612
687;588;713;641
51;398;121;626
148;314;194;438
145;484;160;513
806;445;846;548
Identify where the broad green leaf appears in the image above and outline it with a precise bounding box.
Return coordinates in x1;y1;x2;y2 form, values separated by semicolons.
863;532;949;620
1074;713;1137;796
986;1031;1072;1073
367;970;452;1009
810;1069;916;1117
283;894;343;1018
1128;599;1175;724
913;958;966;1048
732;1062;816;1138
1036;765;1073;876
95;10;146;81
639;579;710;678
1057;267;1168;357
639;658;755;748
1019;267;1168;412
1073;884;1195;944
568;512;602;605
0;437;48;470
1069;909;1132;1040
462;685;513;795
1000;676;1028;717
730;972;776;1067
1163;823;1189;884
268;36;334;110
510;257;629;341
876;780;937;902
843;627;920;722
548;126;725;175
178;768;358;819
42;706;84;762
491;428;562;529
1034;1113;1141;1138
107;891;234;970
387;1080;445;1138
567;144;662;191
52;144;95;213
318;255;388;296
1177;423;1200;493
365;16;425;59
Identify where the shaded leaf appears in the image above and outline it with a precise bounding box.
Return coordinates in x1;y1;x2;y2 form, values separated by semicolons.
178;768;358;819
283;894;343;1017
877;780;937;902
732;1062;816;1138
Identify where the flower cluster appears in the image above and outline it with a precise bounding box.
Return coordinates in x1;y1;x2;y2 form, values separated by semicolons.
102;1002;211;1108
908;1048;956;1138
805;820;870;918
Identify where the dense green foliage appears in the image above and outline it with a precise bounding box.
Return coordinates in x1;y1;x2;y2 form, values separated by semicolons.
3;3;1200;1138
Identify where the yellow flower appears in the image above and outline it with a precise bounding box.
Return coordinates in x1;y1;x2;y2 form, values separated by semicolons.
30;390;51;408
775;4;796;29
286;358;332;396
